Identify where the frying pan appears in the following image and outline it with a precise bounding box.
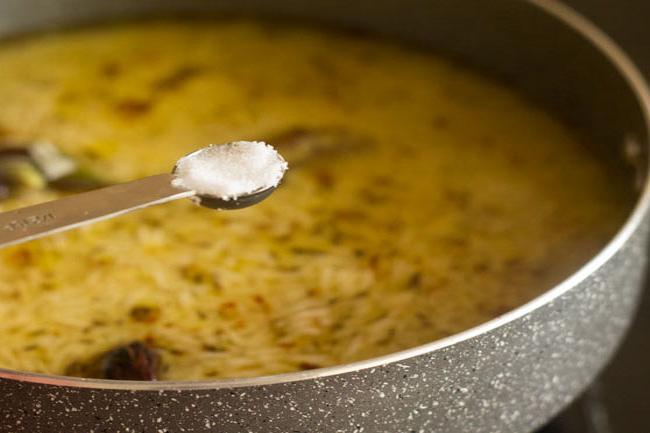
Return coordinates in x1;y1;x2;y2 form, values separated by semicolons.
0;1;648;432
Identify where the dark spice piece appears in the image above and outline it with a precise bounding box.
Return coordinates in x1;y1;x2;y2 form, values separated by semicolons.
114;99;153;118
180;264;222;290
101;341;161;381
472;261;490;274
252;294;271;313
100;62;122;78
313;169;335;190
298;362;321;370
358;187;386;205
334;209;366;221
408;272;422;289
291;246;326;255
8;248;33;266
268;126;373;167
443;188;470;209
64;341;161;381
129;305;161;323
153;65;203;92
202;344;224;353
432;115;450;129
49;167;109;191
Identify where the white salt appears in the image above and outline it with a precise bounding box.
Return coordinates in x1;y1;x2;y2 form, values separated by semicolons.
172;141;288;200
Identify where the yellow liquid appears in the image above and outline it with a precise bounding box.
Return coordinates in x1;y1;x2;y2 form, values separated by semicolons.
0;20;627;379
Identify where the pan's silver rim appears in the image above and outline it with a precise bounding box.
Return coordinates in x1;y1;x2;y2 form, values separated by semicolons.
1;0;649;391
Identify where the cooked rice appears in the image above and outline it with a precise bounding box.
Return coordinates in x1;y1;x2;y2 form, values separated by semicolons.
0;20;627;380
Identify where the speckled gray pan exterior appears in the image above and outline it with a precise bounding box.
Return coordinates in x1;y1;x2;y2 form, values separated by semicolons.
1;1;650;432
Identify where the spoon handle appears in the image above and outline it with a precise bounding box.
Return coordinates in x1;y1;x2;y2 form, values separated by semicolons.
0;173;193;249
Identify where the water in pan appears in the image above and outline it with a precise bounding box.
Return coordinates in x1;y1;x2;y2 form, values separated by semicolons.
0;19;629;380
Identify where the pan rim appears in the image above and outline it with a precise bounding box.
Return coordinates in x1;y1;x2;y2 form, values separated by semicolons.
1;0;649;391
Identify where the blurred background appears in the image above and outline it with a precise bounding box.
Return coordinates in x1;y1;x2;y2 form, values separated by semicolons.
541;2;650;432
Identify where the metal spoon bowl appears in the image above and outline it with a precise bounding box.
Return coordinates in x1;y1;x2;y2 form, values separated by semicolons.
171;145;279;210
195;185;277;210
